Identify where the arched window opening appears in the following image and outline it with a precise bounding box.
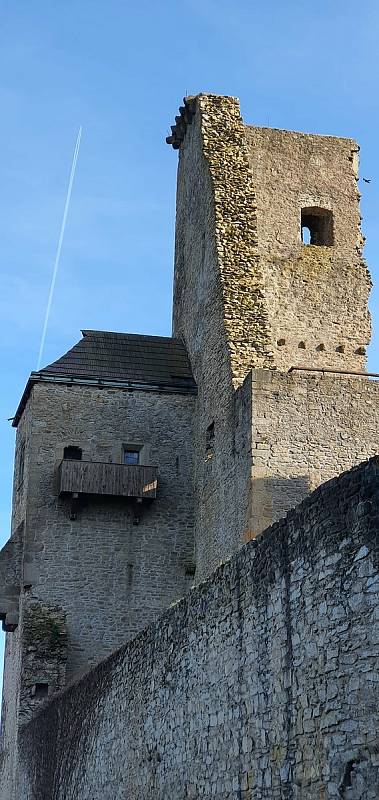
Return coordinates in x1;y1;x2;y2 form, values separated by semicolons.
64;446;82;461
301;207;333;246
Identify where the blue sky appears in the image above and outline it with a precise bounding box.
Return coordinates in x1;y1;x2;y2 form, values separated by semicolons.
0;0;378;680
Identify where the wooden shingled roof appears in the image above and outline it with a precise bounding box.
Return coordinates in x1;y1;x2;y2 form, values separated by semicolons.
13;330;196;427
41;330;196;388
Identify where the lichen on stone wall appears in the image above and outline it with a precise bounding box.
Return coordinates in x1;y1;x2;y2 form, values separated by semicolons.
19;602;67;726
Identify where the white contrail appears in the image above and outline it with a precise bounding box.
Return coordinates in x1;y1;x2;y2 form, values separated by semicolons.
37;126;82;370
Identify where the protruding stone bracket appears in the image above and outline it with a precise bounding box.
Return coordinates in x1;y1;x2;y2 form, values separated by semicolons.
166;97;196;149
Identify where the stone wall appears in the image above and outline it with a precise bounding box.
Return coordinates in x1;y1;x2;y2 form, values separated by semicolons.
19;380;195;679
172;95;252;581
0;380;195;798
191;367;379;581
0;627;22;800
171;93;374;582
19;602;67;726
249;370;379;538
0;524;23;630
18;458;379;800
245;125;371;372
0;397;32;797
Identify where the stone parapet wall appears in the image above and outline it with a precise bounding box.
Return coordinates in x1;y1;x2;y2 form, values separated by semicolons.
18;459;379;800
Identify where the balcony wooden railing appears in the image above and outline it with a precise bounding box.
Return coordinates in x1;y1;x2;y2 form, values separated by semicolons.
58;460;158;500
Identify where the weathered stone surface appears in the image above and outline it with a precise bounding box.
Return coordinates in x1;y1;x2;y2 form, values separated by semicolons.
172;92;377;581
245;125;371;373
17;459;379;799
19;602;67;726
0;524;23;630
0;381;195;797
248;369;379;537
1;92;379;799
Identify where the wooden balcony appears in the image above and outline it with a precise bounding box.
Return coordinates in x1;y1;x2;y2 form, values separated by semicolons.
58;460;158;500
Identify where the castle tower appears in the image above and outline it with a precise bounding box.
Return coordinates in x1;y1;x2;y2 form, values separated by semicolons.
1;92;379;798
168;94;378;579
0;331;196;796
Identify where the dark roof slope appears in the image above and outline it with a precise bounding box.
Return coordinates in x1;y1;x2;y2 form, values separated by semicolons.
13;330;196;427
41;330;196;387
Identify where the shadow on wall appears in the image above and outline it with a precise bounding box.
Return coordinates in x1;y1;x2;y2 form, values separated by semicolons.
248;474;310;539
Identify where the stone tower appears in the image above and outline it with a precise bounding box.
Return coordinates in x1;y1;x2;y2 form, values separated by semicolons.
168;93;377;579
0;331;196;797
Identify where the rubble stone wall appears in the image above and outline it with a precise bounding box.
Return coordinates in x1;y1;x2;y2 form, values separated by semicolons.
172;96;253;580
18;459;379;800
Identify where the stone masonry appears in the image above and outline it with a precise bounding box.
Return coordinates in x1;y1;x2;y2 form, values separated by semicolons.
1;92;379;798
171;93;377;579
0;376;195;797
17;459;379;799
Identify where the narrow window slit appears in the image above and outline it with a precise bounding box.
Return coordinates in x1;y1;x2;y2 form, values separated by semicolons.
32;683;49;699
206;422;215;453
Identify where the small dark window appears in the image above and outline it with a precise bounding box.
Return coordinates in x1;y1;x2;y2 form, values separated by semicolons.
301;207;333;246
18;442;25;484
32;683;49;699
123;450;140;466
206;422;215;453
64;446;82;461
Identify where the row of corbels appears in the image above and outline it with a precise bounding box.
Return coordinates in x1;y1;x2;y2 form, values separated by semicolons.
166;97;197;149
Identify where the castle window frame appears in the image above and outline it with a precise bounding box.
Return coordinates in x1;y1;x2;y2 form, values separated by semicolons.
63;446;82;461
301;207;333;246
123;448;140;466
